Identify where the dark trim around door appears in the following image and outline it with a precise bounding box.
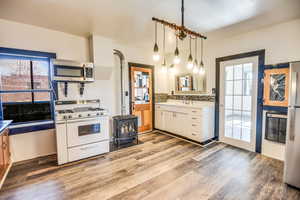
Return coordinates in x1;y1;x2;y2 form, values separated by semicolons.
128;62;155;129
215;49;265;153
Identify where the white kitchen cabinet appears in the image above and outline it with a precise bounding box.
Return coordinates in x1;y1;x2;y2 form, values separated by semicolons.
155;102;215;143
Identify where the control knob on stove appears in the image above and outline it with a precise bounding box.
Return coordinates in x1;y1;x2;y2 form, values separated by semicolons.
63;116;67;120
96;113;100;116
78;114;82;118
87;114;91;117
68;115;72;119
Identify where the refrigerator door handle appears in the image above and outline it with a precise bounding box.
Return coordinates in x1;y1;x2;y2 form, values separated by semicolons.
289;108;296;141
291;72;298;106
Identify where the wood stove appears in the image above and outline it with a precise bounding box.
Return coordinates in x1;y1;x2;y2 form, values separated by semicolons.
113;115;138;146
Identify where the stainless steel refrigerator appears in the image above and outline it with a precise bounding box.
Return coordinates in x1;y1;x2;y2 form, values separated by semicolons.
284;61;300;188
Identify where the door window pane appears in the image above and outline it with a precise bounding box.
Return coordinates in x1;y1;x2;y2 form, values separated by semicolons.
234;65;243;80
243;96;252;111
243;63;253;79
1;92;32;103
234;80;243;95
226;81;233;95
226;66;234;80
225;96;233;109
233;96;242;110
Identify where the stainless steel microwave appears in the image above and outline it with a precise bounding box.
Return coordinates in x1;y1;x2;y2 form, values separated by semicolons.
52;59;94;82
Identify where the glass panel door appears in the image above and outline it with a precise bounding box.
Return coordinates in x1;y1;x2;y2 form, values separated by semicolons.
224;63;253;142
219;56;258;152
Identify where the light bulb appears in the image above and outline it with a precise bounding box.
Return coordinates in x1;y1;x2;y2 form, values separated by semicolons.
199;61;205;75
199;67;205;75
153;54;160;62
187;54;193;69
173;56;181;64
187;62;193;69
153;43;160;62
161;64;167;73
193;66;199;74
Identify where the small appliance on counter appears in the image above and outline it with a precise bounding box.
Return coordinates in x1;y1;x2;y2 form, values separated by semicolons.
54;99;109;165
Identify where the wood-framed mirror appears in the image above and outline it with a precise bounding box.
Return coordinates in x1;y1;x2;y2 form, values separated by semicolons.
175;73;206;94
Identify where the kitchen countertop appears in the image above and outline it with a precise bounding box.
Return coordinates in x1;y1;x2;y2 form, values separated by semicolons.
0;120;13;134
156;101;214;109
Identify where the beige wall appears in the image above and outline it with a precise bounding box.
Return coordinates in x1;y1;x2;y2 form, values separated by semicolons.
155;18;300;160
0;19;153;162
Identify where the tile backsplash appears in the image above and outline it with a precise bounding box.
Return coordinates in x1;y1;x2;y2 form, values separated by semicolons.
155;93;215;103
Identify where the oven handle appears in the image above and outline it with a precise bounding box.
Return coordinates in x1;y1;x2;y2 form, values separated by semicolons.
67;118;101;123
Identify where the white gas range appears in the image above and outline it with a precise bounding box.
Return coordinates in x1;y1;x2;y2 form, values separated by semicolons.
54;99;110;165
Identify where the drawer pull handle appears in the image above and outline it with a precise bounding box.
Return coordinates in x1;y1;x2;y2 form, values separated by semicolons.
192;124;197;126
192;111;197;113
192;133;196;136
192;118;197;120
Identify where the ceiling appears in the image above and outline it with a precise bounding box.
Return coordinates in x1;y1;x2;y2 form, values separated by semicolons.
0;0;300;47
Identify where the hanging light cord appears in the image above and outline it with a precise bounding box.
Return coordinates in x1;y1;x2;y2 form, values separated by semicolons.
189;35;192;55
163;25;165;58
201;38;203;63
195;38;197;59
155;22;157;43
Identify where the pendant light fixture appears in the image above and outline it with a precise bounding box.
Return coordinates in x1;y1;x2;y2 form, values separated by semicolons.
187;35;193;69
193;38;199;74
152;22;160;62
161;25;167;73
151;0;207;70
173;35;181;64
199;38;205;75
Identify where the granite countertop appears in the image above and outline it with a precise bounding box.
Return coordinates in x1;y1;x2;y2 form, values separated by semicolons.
0;120;13;134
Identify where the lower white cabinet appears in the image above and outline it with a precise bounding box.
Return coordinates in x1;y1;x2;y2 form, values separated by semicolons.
155;103;215;143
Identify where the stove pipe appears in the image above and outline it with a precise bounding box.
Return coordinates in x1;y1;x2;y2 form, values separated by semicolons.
113;49;126;115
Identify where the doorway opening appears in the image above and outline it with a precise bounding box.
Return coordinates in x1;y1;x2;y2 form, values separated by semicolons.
128;63;154;133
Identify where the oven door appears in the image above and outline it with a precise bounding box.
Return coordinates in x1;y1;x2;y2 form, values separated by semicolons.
66;117;109;147
54;65;84;82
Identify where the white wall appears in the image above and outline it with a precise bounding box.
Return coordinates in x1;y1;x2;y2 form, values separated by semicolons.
0;19;153;162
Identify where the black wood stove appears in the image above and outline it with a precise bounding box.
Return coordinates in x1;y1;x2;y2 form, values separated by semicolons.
113;115;138;146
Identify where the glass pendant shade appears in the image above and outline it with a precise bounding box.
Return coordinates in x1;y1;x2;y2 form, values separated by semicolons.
153;43;160;62
161;58;167;73
187;54;193;69
173;47;180;64
199;61;205;75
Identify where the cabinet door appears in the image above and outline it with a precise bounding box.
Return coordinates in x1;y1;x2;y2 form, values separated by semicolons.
164;111;174;133
155;110;163;130
0;135;4;177
173;112;189;137
3;129;10;167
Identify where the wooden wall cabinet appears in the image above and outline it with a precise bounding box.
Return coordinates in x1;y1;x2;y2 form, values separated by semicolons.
0;128;11;188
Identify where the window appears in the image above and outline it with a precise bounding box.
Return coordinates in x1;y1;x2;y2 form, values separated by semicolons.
0;48;56;127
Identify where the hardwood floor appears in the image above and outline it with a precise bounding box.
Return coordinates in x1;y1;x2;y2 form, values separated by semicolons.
0;131;300;200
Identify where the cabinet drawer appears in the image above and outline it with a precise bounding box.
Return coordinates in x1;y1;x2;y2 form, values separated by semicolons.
189;132;200;142
190;116;202;123
191;123;201;133
189;109;202;116
68;141;109;162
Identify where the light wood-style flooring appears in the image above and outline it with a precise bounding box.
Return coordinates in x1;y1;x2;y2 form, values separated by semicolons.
1;131;300;200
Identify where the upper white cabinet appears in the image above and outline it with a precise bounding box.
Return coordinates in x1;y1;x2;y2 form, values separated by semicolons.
155;101;215;143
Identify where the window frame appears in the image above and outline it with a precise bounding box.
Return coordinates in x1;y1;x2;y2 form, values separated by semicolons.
0;47;56;134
